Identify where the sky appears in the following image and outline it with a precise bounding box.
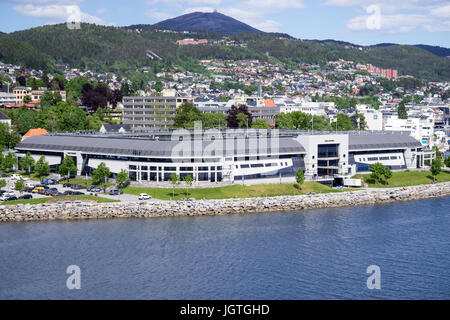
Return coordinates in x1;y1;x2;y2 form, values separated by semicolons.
0;0;449;47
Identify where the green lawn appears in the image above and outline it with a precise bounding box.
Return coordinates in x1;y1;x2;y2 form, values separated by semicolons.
352;170;450;188
123;181;355;200
1;195;119;206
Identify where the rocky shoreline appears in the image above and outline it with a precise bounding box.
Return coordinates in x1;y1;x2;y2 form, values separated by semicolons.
1;182;450;222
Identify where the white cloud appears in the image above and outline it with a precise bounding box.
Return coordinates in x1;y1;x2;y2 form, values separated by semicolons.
13;3;112;25
325;0;450;33
430;4;450;18
347;13;429;33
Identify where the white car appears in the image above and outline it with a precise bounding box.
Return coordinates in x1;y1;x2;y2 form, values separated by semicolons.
25;182;35;188
138;193;151;200
10;174;22;180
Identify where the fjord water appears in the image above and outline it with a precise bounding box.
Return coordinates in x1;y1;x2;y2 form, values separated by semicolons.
0;197;449;299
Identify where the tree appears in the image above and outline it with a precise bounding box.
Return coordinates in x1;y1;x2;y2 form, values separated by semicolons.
0;123;21;149
19;152;35;174
226;105;252;128
59;155;77;180
251;119;271;129
334;114;355;131
23;95;32;104
444;156;450;168
2;152;17;171
109;89;123;108
369;162;392;185
116;169;130;188
0;179;6;189
295;169;304;191
92;162;111;186
169;173;180;199
151;81;163;92
398;101;408;119
173;103;202;128
236;112;249;128
35;156;50;176
15;178;25;195
17;76;26;86
182;174;194;197
430;159;442;182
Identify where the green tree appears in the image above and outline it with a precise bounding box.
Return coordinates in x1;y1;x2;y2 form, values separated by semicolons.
116;169;130;188
19;152;35;174
0;179;6;189
334;114;355;131
173;103;202;129
251;119;271;129
169;173;180;199
444;156;450;168
92;162;111;186
398;101;408;119
34;156;49;176
23;95;32;104
430;159;442;182
295;168;304;191
236;112;249;128
182;174;194;197
15;178;25;195
2;152;17;171
369;162;392;185
59;155;77;180
0;123;21;149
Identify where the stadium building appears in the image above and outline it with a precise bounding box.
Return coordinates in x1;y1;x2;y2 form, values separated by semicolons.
15;130;434;185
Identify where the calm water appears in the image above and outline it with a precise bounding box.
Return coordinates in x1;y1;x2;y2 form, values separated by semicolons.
0;197;449;299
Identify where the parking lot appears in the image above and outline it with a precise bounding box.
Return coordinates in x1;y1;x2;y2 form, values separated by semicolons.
0;175;161;203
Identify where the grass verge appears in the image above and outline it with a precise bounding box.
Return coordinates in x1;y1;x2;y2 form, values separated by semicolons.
123;181;358;201
352;170;450;188
1;195;119;205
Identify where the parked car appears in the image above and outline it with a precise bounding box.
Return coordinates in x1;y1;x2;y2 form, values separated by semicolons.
10;174;22;180
3;195;18;201
41;178;58;185
71;184;85;190
138;193;151;200
63;183;72;188
109;189;123;195
25;182;35;188
4;191;15;197
19;194;33;200
53;192;65;197
0;173;8;178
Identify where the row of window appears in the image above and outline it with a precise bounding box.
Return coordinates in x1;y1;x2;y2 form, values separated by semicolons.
129;165;223;171
236;162;288;169
362;156;400;161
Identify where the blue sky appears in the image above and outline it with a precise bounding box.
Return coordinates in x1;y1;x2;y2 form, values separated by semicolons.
0;0;449;47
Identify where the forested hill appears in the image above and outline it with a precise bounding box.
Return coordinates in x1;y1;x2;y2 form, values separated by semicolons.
154;11;262;35
0;23;449;81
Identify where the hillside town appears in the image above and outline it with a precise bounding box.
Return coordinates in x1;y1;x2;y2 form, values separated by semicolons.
1;57;449;153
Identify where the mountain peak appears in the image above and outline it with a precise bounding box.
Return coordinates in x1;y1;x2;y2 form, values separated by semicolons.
154;11;262;35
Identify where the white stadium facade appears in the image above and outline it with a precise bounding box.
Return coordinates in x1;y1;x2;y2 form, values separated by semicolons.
15;129;435;185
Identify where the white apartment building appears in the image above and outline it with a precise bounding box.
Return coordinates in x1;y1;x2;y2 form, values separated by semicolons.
356;104;382;131
383;115;434;147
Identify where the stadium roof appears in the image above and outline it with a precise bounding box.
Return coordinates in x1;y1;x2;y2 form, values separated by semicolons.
16;134;305;157
349;132;422;150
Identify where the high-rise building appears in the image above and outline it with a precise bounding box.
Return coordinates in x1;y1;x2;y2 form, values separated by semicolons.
123;91;192;130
